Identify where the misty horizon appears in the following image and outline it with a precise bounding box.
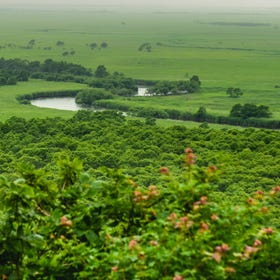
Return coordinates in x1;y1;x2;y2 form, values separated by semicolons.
1;0;280;10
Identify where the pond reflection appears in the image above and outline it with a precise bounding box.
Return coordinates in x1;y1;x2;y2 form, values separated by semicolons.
31;97;82;111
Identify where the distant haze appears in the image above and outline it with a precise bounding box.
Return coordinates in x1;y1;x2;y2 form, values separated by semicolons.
2;0;280;9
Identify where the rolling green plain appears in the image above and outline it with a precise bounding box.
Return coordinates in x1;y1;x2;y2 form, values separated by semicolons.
0;8;280;123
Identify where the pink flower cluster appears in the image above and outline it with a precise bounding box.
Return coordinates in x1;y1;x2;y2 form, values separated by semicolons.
60;216;73;227
173;275;183;280
128;239;138;250
133;185;160;203
207;165;217;173
193;196;208;210
261;227;274;235
168;213;194;230
271;186;280;195
185;147;197;165
159;166;170;175
212;243;230;263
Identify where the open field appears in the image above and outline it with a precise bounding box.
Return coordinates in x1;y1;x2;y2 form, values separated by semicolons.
0;9;280;85
0;8;280;123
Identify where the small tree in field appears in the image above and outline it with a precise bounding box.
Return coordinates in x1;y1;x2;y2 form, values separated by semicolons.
56;40;64;47
195;106;207;121
190;75;201;91
89;42;98;49
100;42;108;49
227;87;243;98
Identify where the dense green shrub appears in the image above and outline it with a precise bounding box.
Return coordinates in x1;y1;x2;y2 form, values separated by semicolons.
0;149;279;279
148;75;201;95
75;89;113;106
88;71;137;93
0;58;92;85
230;103;272;118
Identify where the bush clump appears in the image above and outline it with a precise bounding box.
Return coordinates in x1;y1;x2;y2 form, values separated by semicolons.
0;149;279;279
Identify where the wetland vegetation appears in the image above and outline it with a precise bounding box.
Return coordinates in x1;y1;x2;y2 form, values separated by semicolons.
0;6;280;279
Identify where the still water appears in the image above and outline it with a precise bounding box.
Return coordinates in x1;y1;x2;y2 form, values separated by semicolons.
31;97;83;111
31;88;149;111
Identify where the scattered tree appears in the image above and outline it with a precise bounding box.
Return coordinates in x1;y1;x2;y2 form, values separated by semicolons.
195;106;207;121
227;87;243;98
138;43;152;52
190;75;201;91
89;43;98;50
100;42;108;49
28;39;35;48
56;40;64;46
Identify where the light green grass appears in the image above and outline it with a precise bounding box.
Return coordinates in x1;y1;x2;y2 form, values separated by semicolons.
155;118;244;130
127;116;244;129
0;9;279;88
100;84;280;120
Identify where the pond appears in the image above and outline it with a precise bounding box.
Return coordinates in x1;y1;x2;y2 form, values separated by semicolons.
31;97;82;111
31;87;149;111
137;87;151;96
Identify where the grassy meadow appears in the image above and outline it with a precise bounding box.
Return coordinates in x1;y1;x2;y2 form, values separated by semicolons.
0;8;280;123
101;86;280;120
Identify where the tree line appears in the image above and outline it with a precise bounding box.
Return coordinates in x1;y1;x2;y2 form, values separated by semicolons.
0;58;92;85
87;100;278;129
0;58;201;97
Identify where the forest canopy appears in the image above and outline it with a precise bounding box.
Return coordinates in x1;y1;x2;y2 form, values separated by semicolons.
0;112;279;278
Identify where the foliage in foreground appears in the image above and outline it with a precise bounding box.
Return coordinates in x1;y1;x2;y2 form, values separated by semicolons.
0;149;279;279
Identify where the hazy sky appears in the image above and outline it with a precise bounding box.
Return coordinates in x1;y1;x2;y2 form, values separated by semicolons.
2;0;280;9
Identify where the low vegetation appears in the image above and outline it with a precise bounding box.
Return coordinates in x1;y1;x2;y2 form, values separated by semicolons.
226;88;243;98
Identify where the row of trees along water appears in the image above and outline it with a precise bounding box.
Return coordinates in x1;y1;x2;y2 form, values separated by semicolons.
1;58;201;97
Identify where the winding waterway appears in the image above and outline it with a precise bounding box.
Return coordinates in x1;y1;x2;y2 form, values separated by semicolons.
31;87;149;111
